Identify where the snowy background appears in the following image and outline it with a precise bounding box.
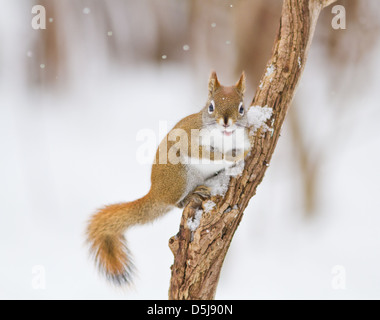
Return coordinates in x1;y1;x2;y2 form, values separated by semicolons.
1;0;380;299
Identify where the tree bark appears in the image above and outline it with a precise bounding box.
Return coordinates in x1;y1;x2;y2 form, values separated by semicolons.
168;0;337;300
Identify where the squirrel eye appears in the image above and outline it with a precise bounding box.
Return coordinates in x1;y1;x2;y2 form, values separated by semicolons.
238;102;244;115
208;100;215;114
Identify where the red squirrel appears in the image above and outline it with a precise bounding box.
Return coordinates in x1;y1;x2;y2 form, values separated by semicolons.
86;71;251;285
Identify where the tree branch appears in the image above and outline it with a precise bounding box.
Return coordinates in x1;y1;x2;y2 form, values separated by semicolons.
168;0;336;300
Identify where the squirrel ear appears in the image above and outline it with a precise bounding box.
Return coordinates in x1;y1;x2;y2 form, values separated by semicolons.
235;71;246;95
208;71;220;97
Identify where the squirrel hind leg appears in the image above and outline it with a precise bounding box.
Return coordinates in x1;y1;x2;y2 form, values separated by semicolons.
176;185;211;209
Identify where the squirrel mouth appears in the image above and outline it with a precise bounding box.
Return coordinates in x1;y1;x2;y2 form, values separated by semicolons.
222;129;234;136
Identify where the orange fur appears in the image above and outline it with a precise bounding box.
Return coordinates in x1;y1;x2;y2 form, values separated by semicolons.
86;193;170;285
86;71;249;286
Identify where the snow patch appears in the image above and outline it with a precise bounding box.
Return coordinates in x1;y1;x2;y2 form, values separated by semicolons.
265;64;275;77
187;209;203;232
203;200;216;213
205;171;231;197
247;105;273;135
225;160;245;177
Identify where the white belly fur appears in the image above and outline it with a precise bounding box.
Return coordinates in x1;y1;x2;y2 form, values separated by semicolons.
200;127;249;154
187;158;234;178
184;127;249;178
178;126;250;203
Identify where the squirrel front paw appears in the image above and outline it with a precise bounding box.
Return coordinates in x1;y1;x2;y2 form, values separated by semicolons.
224;149;245;162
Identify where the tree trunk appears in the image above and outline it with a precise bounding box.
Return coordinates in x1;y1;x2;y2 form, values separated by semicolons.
168;0;337;300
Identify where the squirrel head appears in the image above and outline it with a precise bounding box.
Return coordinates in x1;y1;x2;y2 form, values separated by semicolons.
202;71;247;136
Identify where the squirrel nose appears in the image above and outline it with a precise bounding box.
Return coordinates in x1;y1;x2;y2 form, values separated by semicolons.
223;116;229;126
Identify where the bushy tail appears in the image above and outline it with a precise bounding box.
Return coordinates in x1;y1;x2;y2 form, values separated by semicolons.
86;192;170;285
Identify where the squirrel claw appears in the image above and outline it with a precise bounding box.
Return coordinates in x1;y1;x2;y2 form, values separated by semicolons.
177;185;211;209
192;185;211;200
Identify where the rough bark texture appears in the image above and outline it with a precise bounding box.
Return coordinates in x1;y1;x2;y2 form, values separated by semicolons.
168;0;336;300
